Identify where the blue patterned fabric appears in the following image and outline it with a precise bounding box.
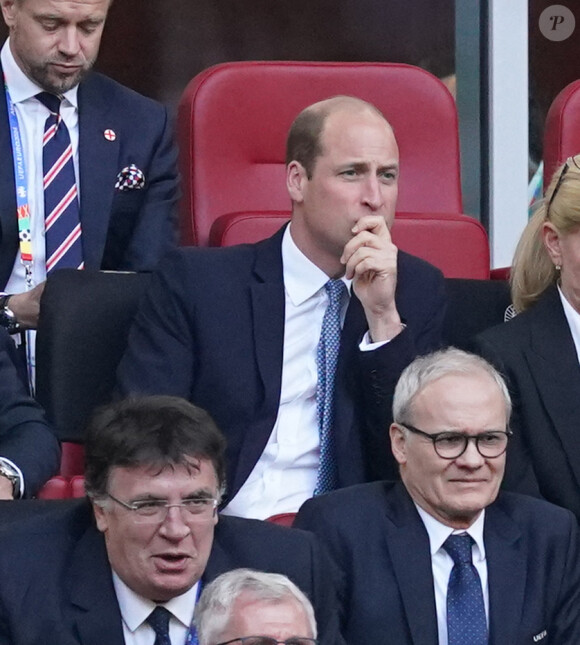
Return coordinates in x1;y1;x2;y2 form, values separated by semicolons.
444;534;488;645
314;279;347;495
146;606;172;645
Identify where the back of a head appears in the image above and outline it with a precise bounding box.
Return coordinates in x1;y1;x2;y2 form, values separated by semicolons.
511;156;580;312
84;395;227;500
195;568;317;645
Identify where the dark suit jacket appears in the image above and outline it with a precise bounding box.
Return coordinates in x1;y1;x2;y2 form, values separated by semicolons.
116;227;446;501
0;327;59;496
294;481;580;645
0;499;343;645
474;286;580;519
0;64;178;288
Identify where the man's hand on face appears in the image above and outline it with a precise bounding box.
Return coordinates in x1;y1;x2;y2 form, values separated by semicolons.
340;215;404;343
8;282;46;330
0;476;14;500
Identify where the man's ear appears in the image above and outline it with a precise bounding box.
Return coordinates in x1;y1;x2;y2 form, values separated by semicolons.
542;221;563;267
389;424;408;466
1;0;18;28
286;161;308;204
92;501;109;533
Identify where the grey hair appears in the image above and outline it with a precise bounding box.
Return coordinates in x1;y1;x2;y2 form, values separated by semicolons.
194;569;317;645
393;347;511;426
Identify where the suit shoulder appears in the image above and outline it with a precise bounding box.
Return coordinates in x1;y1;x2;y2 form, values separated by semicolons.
82;72;167;118
494;491;577;532
159;244;257;275
218;514;317;546
397;250;444;282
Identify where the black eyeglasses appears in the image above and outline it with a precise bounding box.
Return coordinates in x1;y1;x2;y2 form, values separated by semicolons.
546;155;580;220
400;424;512;459
106;493;218;524
216;639;317;645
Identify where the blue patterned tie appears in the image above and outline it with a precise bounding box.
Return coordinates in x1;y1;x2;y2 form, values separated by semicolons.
444;534;488;645
146;606;172;645
36;92;83;272
314;279;347;495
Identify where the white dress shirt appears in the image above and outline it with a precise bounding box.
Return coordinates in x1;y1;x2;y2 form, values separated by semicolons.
416;505;489;645
1;38;80;294
113;572;199;645
558;285;580;365
222;225;351;519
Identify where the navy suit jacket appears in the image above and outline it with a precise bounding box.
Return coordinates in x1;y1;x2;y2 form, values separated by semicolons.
294;481;580;645
117;227;446;502
0;64;178;288
0;499;343;645
475;286;580;520
0;327;59;496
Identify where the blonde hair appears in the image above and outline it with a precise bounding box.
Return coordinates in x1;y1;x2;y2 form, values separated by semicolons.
511;156;580;312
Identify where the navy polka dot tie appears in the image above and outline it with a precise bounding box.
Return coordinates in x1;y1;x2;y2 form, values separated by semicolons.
314;279;346;495
36;92;83;272
444;534;488;645
146;606;172;645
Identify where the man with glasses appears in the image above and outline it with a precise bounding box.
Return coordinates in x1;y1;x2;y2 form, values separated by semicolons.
295;348;580;644
0;396;342;644
195;569;317;645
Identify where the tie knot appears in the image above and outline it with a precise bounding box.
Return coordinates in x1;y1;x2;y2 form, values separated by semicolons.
444;533;474;565
146;606;172;639
36;92;62;115
324;279;346;307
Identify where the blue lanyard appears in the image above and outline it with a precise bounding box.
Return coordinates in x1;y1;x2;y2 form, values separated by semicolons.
184;580;202;645
4;80;34;288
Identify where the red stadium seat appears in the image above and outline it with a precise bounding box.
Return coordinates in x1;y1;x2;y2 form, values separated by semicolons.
266;512;296;527
179;62;463;242
59;442;85;478
37;476;71;499
70;475;86;498
544;79;580;188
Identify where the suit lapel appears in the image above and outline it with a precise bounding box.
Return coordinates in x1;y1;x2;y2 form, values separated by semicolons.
525;287;580;484
384;485;439;645
249;228;286;407
0;61;21;288
67;522;125;645
77;74;119;268
484;500;525;645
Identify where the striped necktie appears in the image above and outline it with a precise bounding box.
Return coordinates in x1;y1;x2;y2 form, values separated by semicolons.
36;92;83;272
314;278;347;495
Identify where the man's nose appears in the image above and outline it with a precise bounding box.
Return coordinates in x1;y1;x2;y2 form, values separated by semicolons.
361;176;383;210
158;506;191;540
455;438;485;468
58;27;82;57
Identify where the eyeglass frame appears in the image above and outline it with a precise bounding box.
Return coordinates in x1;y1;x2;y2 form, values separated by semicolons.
398;423;512;459
546;155;580;220
105;492;219;523
215;638;317;645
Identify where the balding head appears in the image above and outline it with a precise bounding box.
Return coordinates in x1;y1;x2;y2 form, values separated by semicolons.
285;95;393;179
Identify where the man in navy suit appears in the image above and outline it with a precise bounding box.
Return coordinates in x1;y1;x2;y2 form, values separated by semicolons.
117;95;446;519
0;396;342;645
294;348;580;645
0;0;178;331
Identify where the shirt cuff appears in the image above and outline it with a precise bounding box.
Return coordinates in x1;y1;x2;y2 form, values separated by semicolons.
0;457;24;499
359;331;389;352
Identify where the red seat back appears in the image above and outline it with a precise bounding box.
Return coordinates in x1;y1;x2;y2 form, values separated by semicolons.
37;476;71;499
211;211;490;279
178;61;463;247
59;442;85;478
544;79;580;188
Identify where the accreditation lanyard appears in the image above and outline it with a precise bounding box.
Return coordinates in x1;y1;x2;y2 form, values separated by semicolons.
184;580;202;645
4;80;34;289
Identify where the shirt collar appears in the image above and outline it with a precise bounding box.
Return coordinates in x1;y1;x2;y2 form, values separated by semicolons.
282;223;351;306
1;38;79;109
415;503;487;563
112;571;199;633
558;285;580;361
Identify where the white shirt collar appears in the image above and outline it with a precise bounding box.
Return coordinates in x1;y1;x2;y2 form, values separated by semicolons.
1;38;79;109
415;503;487;563
282;223;351;306
112;571;198;634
